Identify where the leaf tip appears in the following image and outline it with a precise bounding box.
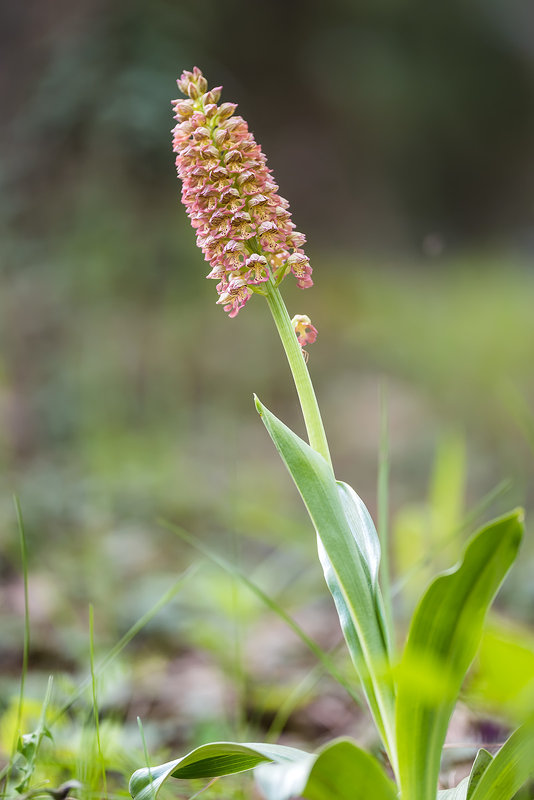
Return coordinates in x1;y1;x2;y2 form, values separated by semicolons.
515;506;525;525
253;394;264;416
507;507;525;547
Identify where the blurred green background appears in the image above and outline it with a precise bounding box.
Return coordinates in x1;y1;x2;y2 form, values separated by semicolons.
1;0;534;780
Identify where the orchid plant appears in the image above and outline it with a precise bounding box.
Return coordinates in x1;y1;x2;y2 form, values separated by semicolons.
129;68;532;800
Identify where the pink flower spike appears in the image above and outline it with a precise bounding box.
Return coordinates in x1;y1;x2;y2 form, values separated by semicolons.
172;67;314;317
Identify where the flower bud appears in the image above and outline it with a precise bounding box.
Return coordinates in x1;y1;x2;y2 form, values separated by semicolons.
172;99;195;119
177;71;193;93
196;73;208;93
187;82;199;100
220;117;244;134
288;231;306;248
176;120;194;137
193;126;211;141
210;86;223;103
214;128;229;147
218;102;237;121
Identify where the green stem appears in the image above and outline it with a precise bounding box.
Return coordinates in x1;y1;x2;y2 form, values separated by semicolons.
264;280;332;470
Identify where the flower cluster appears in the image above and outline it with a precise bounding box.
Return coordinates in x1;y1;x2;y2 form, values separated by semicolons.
172;67;313;317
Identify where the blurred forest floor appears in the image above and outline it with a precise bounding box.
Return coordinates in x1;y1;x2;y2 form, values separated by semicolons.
1;248;533;786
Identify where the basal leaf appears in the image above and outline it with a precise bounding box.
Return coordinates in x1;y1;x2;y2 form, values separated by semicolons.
129;741;309;800
395;511;523;800
255;397;396;768
255;738;397;800
302;739;397;800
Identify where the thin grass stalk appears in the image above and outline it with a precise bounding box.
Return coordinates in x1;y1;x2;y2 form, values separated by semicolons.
89;605;108;798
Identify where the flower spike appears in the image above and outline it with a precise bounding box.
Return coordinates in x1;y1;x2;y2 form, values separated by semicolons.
172;67;313;316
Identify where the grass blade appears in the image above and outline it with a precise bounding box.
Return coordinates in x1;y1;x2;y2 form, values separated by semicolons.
89;605;107;798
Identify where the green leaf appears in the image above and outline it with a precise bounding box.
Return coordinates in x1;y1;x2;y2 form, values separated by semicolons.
438;776;469;800
467;748;493;799
337;481;381;587
129;741;310;800
437;748;493;800
469;718;534;800
255;397;396;767
256;738;397;800
395;510;523;800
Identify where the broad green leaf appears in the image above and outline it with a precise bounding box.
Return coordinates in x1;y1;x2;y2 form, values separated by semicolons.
255;398;396;767
303;739;397;800
469;718;534;800
256;738;397;800
395;511;523;800
129;741;309;800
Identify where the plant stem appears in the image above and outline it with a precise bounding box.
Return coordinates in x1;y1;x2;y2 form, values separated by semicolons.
264;280;332;469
